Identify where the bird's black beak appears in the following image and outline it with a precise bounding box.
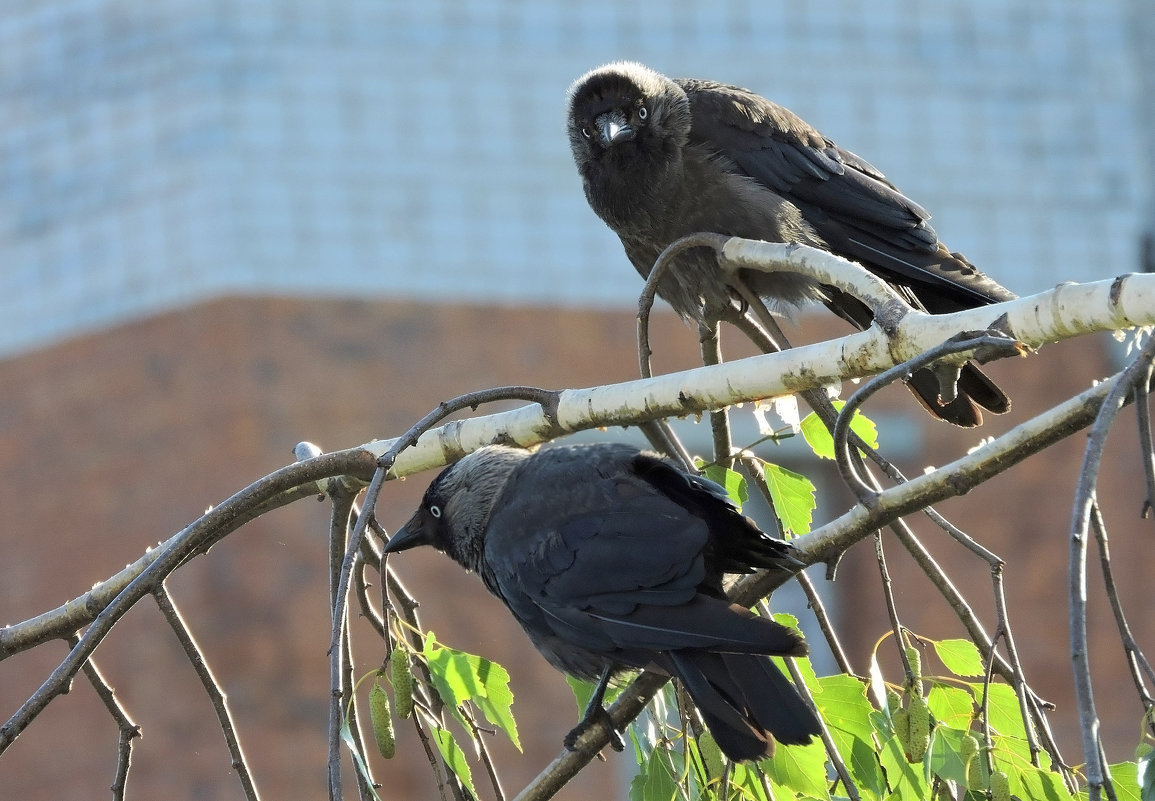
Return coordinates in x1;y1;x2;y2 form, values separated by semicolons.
382;511;434;554
596;111;634;146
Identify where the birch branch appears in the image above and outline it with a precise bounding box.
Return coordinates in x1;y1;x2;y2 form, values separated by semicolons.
4;266;1151;663
357;261;1155;479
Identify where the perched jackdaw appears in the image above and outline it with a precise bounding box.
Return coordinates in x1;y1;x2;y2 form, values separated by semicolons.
566;61;1017;427
382;442;821;761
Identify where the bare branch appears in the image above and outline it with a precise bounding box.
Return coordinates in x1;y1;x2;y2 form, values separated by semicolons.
66;633;139;801
153;587;260;801
1068;335;1155;799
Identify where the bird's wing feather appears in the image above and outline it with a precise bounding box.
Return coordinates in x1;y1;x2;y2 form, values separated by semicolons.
676;78;1014;306
678;79;929;231
629;453;802;575
499;491;709;614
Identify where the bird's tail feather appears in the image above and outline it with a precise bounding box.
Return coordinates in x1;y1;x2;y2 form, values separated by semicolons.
907;363;1010;427
817;287;1011;427
663;651;821;762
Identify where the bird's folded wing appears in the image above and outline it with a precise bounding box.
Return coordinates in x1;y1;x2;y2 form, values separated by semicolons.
509;494;709;615
679;80;930;233
630;453;802;574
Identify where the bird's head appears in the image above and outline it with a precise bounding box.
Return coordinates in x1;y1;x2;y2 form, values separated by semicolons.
382;445;530;573
566;62;691;176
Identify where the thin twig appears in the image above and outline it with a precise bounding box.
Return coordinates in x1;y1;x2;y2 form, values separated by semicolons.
634;232;730;380
760;601;860;801
873;532;915;682
699;320;734;466
737;453;854;676
152;586;260;801
461;703;507;801
1091;504;1155;732
1135;374;1155;517
794;569;854;677
990;565;1045;769
66;633;140;801
412;711;453;801
1067;335;1155;799
328;486;358;801
832;331;1024;501
630;236;728;473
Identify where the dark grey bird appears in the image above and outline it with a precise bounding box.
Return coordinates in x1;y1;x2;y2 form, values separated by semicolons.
382;442;821;761
566;61;1017;427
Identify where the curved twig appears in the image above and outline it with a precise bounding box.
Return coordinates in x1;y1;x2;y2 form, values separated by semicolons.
1068;334;1155;799
634;232;730;379
1091;505;1155;734
831;331;1024;500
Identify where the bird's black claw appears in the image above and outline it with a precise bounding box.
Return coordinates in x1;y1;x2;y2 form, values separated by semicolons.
564;706;624;753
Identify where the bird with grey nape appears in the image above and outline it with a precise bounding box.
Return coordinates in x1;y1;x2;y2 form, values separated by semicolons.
566;61;1017;427
382;442;821;762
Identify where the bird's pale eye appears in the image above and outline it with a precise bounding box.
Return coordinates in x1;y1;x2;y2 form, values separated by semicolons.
638;106;648;120
580;126;591;139
429;505;441;518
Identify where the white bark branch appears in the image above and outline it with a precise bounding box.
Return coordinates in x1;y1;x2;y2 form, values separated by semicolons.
362;248;1155;481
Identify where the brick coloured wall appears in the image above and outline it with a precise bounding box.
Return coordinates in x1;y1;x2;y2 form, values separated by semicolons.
0;296;1150;799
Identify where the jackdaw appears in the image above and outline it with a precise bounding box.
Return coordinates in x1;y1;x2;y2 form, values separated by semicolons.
382;442;821;761
566;61;1017;427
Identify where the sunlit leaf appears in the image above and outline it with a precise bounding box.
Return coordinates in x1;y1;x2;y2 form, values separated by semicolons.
933;638;985;677
423;633;521;750
879;733;929;799
431;726;477;798
764;736;828;798
763;462;815;536
1140;745;1154;801
800;402;880;460
927;685;975;731
699;462;749;511
971;682;1027;741
628;748;679;801
814;674;885;798
929;724;971;787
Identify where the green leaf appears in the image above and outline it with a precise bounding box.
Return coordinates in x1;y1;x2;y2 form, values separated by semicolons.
926;684;975;731
933;638;985;677
800;402;880;460
845;734;887;800
431;726;478;798
423;633;521;750
1098;760;1141;801
628;748;680;801
339;715;385;801
879;733;929;799
1017;763;1078;801
728;760;772;801
762;462;816;536
972;682;1028;740
814;673;875;743
763;736;828;798
565;674;623;719
929;724;972;787
813;677;886;797
700;462;749;511
693;732;726;786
